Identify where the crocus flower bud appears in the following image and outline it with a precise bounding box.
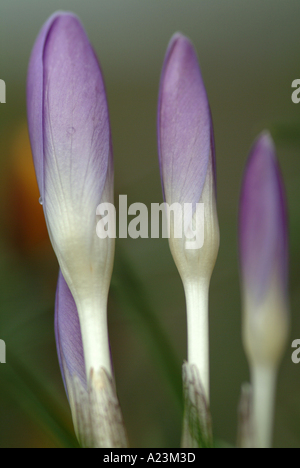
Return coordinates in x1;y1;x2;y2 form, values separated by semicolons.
55;271;128;448
27;13;118;446
239;132;289;448
27;12;114;379
158;33;219;404
239;132;289;366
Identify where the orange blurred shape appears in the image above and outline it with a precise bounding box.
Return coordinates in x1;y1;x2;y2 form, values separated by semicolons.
4;122;50;252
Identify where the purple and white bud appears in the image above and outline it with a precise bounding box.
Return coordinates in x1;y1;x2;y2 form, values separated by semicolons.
158;33;219;409
239;132;289;448
27;12;122;447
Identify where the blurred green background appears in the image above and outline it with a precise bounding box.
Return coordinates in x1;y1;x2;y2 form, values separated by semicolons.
1;0;300;448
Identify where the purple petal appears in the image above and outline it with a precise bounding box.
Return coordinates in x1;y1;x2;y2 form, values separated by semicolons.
26;12;63;199
27;12;111;206
239;132;288;303
55;269;86;396
158;33;214;206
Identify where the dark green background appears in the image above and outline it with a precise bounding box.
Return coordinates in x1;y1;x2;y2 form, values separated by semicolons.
1;0;300;448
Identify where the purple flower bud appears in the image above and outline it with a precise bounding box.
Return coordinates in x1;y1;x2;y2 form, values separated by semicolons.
27;13;118;446
239;132;290;448
27;12;111;207
157;33;219;280
27;12;114;378
157;33;219;405
158;33;216;208
55;271;128;448
239;133;288;304
239;132;289;366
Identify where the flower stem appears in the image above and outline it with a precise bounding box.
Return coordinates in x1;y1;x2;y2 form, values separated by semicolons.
184;279;210;403
251;364;277;448
78;302;112;379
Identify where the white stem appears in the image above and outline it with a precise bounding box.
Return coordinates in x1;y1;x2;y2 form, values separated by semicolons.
251;364;277;448
78;301;112;380
184;279;210;402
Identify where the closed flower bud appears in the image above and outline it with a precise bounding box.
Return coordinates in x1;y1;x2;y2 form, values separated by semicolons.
239;132;289;368
27;11;114;378
158;33;219;286
55;271;128;448
158;34;219;445
239;132;289;448
27;12;121;447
